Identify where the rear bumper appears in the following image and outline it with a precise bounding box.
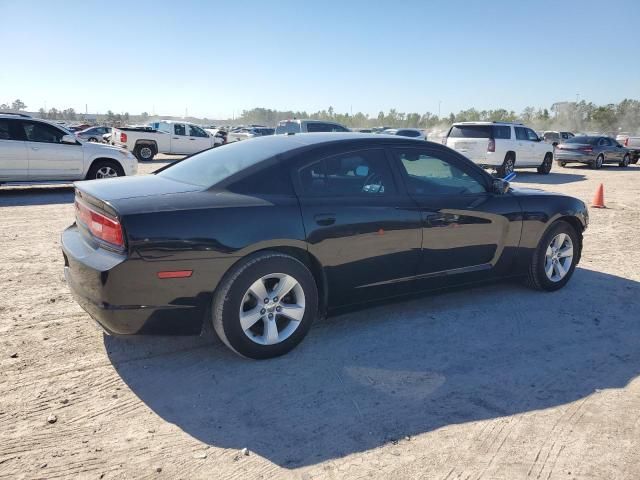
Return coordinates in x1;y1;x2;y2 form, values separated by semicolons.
61;224;211;335
554;152;595;164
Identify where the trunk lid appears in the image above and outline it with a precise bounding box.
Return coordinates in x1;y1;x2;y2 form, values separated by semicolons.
74;174;201;202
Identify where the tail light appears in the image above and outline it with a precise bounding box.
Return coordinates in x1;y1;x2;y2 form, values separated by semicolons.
75;198;124;248
579;147;593;153
624;138;629;147
487;138;496;152
120;132;128;143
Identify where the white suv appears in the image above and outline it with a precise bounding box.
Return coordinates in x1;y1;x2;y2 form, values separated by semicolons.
444;122;554;176
0;113;137;184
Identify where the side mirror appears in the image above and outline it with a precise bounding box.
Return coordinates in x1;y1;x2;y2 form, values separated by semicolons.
61;134;78;145
492;178;510;194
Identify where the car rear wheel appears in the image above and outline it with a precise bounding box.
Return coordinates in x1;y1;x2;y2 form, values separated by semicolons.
592;155;604;169
537;153;553;174
525;220;580;292
212;252;319;359
620;154;630;167
86;160;124;180
133;144;155;162
496;153;515;178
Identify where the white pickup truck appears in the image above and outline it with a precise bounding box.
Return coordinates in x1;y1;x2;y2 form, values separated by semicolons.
616;134;640;163
111;120;222;161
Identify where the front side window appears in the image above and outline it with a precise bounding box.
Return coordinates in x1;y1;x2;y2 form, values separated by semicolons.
515;127;528;140
397;129;420;138
391;148;486;195
174;124;186;136
298;149;395;196
526;128;539;141
22;121;66;144
188;125;208;137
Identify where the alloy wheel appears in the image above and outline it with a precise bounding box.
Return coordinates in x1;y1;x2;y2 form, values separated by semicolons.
239;273;306;345
140;147;153;159
96;166;118;178
544;233;574;282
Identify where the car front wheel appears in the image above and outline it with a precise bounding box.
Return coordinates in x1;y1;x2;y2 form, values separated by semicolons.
620;154;630;167
497;154;515;178
537;153;553;174
212;252;319;359
592;155;604;169
526;220;580;291
86;160;124;180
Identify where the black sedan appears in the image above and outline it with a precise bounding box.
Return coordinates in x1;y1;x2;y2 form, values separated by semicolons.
62;133;588;359
555;136;632;169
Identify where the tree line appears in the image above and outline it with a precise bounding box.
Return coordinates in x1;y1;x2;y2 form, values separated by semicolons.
2;98;639;133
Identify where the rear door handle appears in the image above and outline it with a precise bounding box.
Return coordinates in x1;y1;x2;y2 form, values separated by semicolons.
31;146;39;151
173;137;180;140
314;213;336;226
189;138;196;140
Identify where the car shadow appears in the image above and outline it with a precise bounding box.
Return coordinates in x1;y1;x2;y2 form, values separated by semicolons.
512;171;586;185
105;268;640;468
0;186;74;207
559;163;640;173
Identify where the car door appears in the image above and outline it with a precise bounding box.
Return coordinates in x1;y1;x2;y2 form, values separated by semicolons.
0;118;29;181
388;145;522;289
293;146;423;306
170;123;190;154
610;137;625;161
526;127;545;166
514;126;532;165
21;120;84;180
187;124;213;153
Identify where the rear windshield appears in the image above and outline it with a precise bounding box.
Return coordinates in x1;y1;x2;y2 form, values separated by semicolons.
449;125;492;138
565;136;599;145
157;138;283;188
275;121;301;134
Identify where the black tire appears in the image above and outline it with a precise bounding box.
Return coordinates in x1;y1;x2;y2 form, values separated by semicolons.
619;154;630;167
525;220;580;292
631;157;639;165
592;154;604;169
88;137;98;143
537;153;553;174
133;144;156;162
559;161;567;167
86;160;124;180
496;153;515;178
212;252;319;359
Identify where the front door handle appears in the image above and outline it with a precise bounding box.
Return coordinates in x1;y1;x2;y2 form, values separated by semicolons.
31;146;39;151
314;213;336;226
173;137;180;140
426;214;447;227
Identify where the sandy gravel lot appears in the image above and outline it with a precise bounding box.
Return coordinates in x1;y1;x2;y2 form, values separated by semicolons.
1;156;639;480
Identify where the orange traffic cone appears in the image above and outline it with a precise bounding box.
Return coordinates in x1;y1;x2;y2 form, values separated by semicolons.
591;183;605;208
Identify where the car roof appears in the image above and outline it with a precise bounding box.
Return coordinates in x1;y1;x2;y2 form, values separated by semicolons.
277;119;343;125
453;121;524;126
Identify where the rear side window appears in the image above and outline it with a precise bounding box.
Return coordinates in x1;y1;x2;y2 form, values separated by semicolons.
228;164;294;196
0;120;10;140
298;149;396;196
515;127;528;140
448;125;491;138
493;126;511;139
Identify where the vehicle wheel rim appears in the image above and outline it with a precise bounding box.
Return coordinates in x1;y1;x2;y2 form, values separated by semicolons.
505;158;514;175
544;233;573;282
96;166;118;178
597;156;603;168
239;273;306;346
89;138;97;142
544;156;552;171
140;147;152;159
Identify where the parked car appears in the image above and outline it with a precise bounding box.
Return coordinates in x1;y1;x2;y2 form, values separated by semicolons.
616;134;640;163
275;119;350;134
542;131;575;146
227;127;274;143
0;113;137;183
76;126;112;143
203;127;228;146
444;122;555;177
555;136;632;168
381;128;427;141
111;120;218;161
61;133;587;359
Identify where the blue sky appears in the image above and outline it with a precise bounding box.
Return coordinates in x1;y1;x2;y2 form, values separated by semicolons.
1;0;639;119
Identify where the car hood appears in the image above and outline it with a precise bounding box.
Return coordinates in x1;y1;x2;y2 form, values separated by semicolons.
75;174;202;202
81;141;129;155
509;186;568;197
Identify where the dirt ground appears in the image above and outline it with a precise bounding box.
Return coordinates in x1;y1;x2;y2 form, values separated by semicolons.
1;155;640;480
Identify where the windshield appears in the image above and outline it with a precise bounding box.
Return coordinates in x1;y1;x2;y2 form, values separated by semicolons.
275;121;301;134
157;137;284;188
